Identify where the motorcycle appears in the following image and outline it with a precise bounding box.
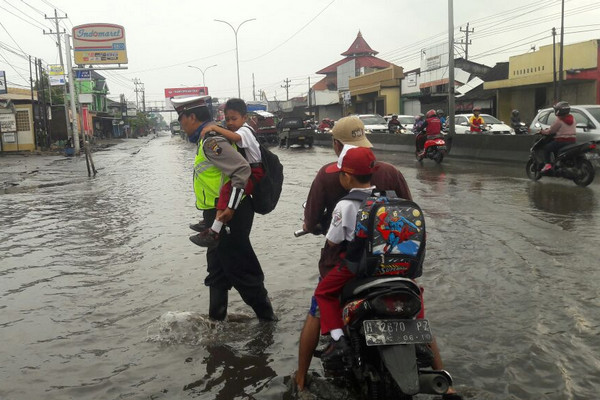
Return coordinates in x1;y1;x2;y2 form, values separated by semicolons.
416;135;447;164
526;133;599;187
294;228;453;399
513;122;529;135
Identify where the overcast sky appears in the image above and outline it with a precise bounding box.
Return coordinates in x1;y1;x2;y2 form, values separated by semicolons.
1;0;599;110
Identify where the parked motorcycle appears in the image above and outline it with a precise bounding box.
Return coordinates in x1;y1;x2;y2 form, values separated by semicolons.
526;133;599;187
417;136;447;164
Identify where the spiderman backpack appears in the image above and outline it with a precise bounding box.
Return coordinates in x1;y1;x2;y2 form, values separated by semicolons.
344;190;426;279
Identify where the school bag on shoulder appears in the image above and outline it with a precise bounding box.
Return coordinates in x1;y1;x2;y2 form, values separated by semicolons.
235;126;284;215
344;190;426;279
251;143;284;214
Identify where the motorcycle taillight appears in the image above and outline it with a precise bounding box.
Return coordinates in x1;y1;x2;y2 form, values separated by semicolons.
370;292;421;317
590;143;597;150
342;299;368;325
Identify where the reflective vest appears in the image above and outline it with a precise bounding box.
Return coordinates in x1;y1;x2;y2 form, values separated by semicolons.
193;138;229;210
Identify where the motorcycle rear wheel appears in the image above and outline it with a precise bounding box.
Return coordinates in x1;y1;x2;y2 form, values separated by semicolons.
526;158;542;181
433;152;444;164
573;159;595;187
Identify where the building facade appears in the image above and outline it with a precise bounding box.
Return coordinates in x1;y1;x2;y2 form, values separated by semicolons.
484;39;600;124
0;89;38;152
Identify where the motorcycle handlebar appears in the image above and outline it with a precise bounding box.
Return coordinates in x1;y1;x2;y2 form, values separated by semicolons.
294;229;308;237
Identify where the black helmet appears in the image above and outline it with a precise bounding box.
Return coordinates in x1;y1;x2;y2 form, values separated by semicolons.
511;109;519;117
553;101;570;116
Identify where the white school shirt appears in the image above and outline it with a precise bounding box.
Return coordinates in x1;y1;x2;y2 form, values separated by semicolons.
326;187;375;244
236;123;261;164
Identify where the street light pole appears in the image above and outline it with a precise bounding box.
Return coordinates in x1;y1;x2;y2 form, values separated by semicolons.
214;18;255;98
188;64;217;87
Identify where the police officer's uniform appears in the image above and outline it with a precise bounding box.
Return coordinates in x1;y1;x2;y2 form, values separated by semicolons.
173;96;276;321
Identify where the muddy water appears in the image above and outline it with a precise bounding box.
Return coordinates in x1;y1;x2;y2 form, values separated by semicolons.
1;135;599;400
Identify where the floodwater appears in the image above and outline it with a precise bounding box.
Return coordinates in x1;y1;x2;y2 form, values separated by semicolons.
1;134;599;400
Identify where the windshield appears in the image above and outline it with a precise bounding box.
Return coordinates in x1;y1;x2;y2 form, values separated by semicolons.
399;117;414;124
481;114;502;124
359;115;387;125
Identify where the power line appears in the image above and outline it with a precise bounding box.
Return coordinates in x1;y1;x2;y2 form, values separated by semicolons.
240;0;337;62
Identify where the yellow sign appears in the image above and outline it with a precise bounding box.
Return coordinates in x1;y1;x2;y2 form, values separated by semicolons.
72;23;128;65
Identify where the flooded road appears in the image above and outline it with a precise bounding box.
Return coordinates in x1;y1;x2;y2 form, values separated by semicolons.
1;134;599;400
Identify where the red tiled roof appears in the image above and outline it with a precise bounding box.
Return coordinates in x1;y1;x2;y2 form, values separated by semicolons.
342;31;378;56
312;77;330;90
316;55;390;75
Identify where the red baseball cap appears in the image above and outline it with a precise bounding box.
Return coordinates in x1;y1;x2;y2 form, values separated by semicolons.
326;146;378;175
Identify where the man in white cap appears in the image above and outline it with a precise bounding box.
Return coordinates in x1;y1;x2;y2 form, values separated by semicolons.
172;95;276;321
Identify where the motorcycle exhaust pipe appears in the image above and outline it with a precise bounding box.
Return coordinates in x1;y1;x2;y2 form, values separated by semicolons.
418;370;452;395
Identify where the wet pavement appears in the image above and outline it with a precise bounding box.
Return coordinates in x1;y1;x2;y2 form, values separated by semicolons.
1;134;599;399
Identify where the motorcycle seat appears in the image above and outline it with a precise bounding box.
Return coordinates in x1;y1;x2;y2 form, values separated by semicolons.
341;276;420;303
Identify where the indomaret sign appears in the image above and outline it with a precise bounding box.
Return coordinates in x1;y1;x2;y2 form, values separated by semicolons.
72;23;128;65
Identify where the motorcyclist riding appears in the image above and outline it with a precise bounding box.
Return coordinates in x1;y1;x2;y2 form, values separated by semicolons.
388;114;402;133
539;101;576;173
412;113;425;134
510;109;521;129
469;107;485;133
416;109;442;155
437;109;447;127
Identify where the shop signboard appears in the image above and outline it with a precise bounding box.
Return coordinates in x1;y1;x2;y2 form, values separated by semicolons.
72;23;128;65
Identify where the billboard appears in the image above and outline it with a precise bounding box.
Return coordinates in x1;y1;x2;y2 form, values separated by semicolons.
0;70;6;94
72;23;128;65
48;64;65;86
337;59;356;91
164;87;209;109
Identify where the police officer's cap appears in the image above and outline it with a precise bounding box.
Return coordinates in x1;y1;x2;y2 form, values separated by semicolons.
171;95;211;116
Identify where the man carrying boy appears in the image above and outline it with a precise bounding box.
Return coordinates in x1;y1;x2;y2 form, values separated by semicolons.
190;98;264;247
174;95;276;321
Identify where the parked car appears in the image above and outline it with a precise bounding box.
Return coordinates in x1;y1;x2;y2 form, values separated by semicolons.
383;115;416;132
454;114;515;135
529;105;600;142
356;114;389;134
277;117;314;148
247;110;278;145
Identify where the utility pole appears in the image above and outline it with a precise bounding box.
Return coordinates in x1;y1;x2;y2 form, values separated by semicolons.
552;27;557;103
44;10;71;138
447;0;456;148
281;78;291;101
133;78;142;110
459;23;474;60
252;73;256;101
37;59;50;147
307;76;312;119
65;33;80;155
558;0;565;100
141;83;146;113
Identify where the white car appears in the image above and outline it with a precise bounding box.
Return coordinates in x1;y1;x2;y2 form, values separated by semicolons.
454;114;515;135
356;114;389;134
384;115;416;132
529;105;600;141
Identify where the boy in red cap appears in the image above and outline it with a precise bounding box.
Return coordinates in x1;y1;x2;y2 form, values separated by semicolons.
314;145;379;365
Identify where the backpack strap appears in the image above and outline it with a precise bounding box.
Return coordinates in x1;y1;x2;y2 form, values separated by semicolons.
341;190;371;203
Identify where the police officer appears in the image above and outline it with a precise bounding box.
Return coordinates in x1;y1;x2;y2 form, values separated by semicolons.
172;95;276;321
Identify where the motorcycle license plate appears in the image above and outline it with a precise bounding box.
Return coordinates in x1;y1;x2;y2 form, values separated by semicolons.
586;152;600;160
363;319;433;346
298;136;305;140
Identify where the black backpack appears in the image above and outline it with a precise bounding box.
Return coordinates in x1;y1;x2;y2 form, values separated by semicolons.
344;190;426;278
251;143;284;214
